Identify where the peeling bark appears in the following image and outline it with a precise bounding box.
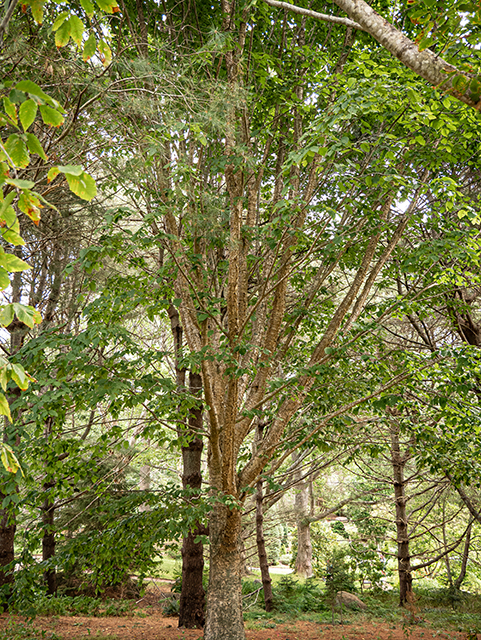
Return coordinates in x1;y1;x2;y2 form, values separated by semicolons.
205;504;246;640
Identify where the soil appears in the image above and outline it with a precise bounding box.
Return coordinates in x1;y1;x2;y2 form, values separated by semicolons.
0;584;475;640
0;613;471;640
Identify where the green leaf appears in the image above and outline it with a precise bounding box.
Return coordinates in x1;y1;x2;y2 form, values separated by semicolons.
0;191;16;215
95;0;119;13
0;249;31;272
13;303;41;328
83;32;97;61
10;363;28;390
52;10;69;30
57;164;84;176
9;89;26;104
4;134;29;168
18;191;42;224
0;362;8;391
417;35;435;51
65;171;97;201
0;304;14;327
1;203;24;245
19;99;38;132
80;0;95;16
39;105;64;127
2;97;17;124
47;166;60;182
407;88;420;104
98;39;112;66
15;81;59;108
1;204;19;230
0;198;25;246
0;267;10;289
2;229;25;246
1;204;24;246
452;74;468;93
0;443;22;474
69;15;85;46
442;97;452;109
26;133;48;161
27;0;45;23
55;18;72;47
0;393;12;422
4;178;35;189
415;135;426;146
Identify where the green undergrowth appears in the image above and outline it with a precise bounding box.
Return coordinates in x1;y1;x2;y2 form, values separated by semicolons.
0;619;60;640
32;594;134;617
152;556;181;580
241;577;481;635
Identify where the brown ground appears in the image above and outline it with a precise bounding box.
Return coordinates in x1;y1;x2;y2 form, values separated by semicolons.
0;609;473;640
0;584;476;640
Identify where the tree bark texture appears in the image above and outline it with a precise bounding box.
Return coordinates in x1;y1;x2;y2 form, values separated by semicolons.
293;458;314;579
390;422;413;606
264;0;480;109
204;503;246;640
0;267;25;603
329;0;479;108
255;478;273;612
454;522;472;591
0;505;15;601
42;490;57;595
178;371;205;629
168;304;205;627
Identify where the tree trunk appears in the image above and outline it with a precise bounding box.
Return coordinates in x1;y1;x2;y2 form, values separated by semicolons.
204;503;246;640
0;505;15;603
239;531;251;576
42;490;57;595
138;441;151;513
255;477;273;611
0;267;25;605
454;522;472;591
390;422;413;606
293;456;314;578
295;518;314;579
442;499;453;588
178;371;205;628
254;418;273;611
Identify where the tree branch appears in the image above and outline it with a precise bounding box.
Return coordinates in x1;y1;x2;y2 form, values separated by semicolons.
0;0;19;44
263;0;480;109
261;0;361;30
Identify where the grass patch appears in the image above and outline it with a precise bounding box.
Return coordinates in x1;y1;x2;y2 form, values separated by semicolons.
153;556;181;581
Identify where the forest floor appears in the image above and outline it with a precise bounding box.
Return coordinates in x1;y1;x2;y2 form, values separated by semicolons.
0;608;473;640
0;581;478;640
1;589;476;640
